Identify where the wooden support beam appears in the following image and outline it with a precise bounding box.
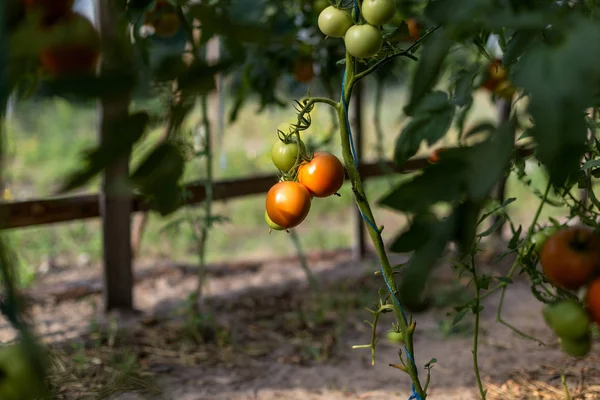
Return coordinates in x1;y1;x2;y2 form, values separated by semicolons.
96;0;134;311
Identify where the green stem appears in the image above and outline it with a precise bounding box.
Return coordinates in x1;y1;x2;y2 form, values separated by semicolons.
194;94;212;311
471;257;486;399
289;230;319;294
561;371;572;400
339;51;426;398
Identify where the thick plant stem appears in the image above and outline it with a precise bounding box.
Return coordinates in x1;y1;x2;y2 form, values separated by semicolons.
471;257;486;399
338;52;426;398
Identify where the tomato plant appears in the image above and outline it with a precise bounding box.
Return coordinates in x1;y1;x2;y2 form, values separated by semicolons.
344;24;383;59
266;181;312;229
271;139;302;172
317;5;353;38
559;334;592;358
298;151;345;198
585;278;600;325
540;226;600;290
265;210;285;232
145;0;181;38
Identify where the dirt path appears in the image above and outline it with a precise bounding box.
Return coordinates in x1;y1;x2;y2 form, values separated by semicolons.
1;250;599;400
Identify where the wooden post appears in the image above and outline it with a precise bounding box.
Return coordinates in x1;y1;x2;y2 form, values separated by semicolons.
352;79;367;260
96;0;134;311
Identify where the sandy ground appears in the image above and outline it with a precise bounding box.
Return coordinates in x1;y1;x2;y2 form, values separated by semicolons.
1;249;599;400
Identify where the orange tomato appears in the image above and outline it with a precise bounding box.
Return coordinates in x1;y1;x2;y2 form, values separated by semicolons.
406;18;420;40
293;58;314;83
265;181;312;229
39;12;101;77
482;60;508;92
540;226;600;290
585;278;600;325
298;152;345;198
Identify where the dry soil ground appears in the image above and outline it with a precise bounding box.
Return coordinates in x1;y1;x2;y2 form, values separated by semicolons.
1;249;599;400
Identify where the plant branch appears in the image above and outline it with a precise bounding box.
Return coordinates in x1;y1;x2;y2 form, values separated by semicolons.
471;256;486;399
353;26;441;83
338;49;426;398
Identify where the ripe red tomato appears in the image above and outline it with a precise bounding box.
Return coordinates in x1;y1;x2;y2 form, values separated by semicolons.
317;6;353;38
22;0;74;24
298;152;345;198
344;24;383;59
39;12;101;77
266;181;312;229
540;226;600;290
585;278;600;325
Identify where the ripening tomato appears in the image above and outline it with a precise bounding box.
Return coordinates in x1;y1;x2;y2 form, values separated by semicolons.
22;0;74;24
318;6;353;38
39;12;101;77
265;210;285;231
531;226;558;253
298;152;345;198
266;181;312;229
540;226;600;290
361;0;396;26
406;18;420;40
271;140;304;172
494;80;516;100
146;0;181;38
482;60;507;92
585;278;600;325
344;24;383;59
542;300;590;340
559;334;592;358
293;58;314;83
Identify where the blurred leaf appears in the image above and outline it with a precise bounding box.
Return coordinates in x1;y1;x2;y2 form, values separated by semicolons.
404;28;453;116
513;20;600;186
45;72;137;100
389;212;438;253
503;30;539;66
131;141;185;191
452;69;476;107
58;112;149;193
394;91;455;166
425;0;492;27
452;199;484;256
397;214;455;311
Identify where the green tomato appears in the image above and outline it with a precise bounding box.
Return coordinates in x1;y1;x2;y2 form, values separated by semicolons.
265;210;285;231
386;330;404;343
531;226;559;253
344;24;383;59
317;6;353;38
361;0;396;26
0;345;45;400
560;333;592;358
542;300;591;340
271;140;301;172
313;0;329;14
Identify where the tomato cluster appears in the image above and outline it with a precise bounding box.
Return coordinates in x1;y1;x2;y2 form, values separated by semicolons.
20;0;101;78
316;0;399;59
480;60;517;101
537;226;600;357
265;136;345;231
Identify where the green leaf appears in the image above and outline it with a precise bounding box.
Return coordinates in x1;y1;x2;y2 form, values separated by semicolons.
394;91;455;166
404;28;453;116
513;20;600;186
131;142;186;191
379;160;465;214
463;120;515;200
582;160;600;170
503;30;540;66
58;112;149;193
452;308;468;327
